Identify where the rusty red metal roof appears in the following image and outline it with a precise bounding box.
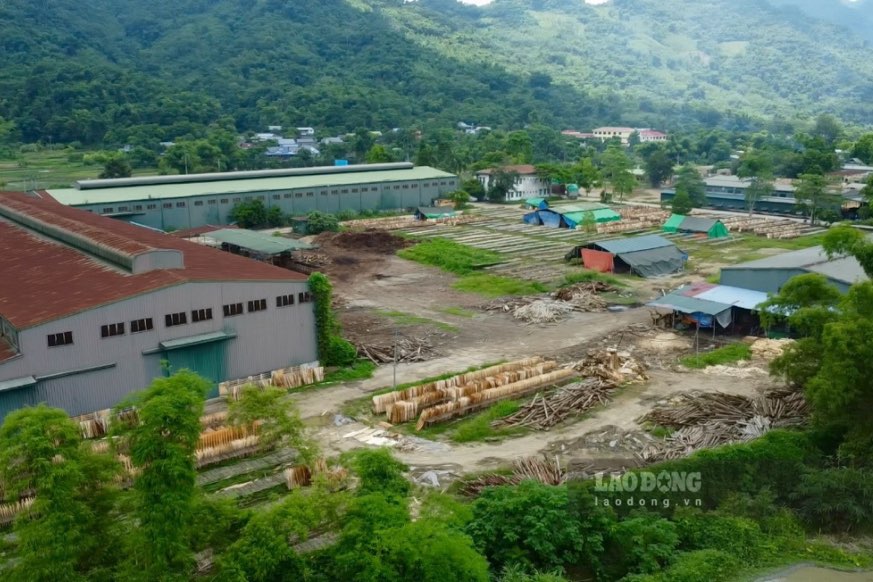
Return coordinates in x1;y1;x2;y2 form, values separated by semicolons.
0;192;306;329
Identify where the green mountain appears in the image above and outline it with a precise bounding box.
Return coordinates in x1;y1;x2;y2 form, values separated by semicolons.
770;0;873;42
0;0;871;146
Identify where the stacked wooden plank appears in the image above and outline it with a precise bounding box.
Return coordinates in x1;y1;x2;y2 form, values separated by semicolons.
219;363;324;400
458;456;566;497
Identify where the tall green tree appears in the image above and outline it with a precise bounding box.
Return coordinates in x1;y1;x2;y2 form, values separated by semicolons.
794;173;839;225
99;153;133;179
365;144;393;163
851;133;873;165
487;169;520;201
670;187;694;215
113;371;209;581
574;157;601;197
308;272;356;367
0;405;120;582
743;177;773;216
643;148;674;187
228;386;316;463
674;165;706;207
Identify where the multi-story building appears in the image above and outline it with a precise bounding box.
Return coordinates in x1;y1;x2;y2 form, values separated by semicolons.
44;163;459;231
0;192;318;420
475;164;552;201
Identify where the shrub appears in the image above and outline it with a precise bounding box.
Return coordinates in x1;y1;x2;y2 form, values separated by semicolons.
326;336;357;368
306;211;339;234
674;508;765;562
629;549;741;582
680;343;751;369
791;468;873;532
604;515;679;577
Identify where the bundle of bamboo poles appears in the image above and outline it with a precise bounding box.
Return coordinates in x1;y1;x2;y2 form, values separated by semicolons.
372;357;545;414
386;362;558;423
195;435;261;469
0;497;34;524
198;423;259;451
219;363;324;399
200;411;229;429
416;368;576;430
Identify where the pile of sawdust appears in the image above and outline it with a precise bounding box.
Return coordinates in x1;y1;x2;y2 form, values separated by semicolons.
750;338;794;360
315;230;411;254
637;332;692;353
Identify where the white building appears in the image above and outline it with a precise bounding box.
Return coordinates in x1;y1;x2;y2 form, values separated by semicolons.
592;127;636;144
476;165;551;201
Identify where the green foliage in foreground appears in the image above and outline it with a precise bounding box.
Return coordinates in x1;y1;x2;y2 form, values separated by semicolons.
398;238;503;275
417;399;526;443
680;343;752;369
453;274;549;297
308;273;356;367
320;360;376;384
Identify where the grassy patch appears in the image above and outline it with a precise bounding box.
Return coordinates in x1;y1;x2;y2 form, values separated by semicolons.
561;269;626;288
437;306;476;318
320;360;377;384
646;424;674;439
376;310;458;332
681;343;752;369
453;274;549;297
705;272;721;284
413;400;527;443
397;238;503;274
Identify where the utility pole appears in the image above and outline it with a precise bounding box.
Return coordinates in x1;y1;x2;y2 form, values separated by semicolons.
393;327;398;390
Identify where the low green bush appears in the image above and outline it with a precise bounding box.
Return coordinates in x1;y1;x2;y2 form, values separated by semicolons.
398;239;502;275
680;343;751;369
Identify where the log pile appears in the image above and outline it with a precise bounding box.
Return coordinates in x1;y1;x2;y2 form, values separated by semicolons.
512;300;576;323
637;390;809;461
593;208;668;234
356;336;439;364
284;458;348;490
573;349;649;384
491;378;612;430
458;456;566;497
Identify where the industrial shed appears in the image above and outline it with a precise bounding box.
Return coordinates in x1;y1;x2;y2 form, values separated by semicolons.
720;244;868;294
524;204;621;229
199;228;314;268
0;192;318;421
648;282;769;333
663;214;729;239
45;163;459;232
566;234;687;277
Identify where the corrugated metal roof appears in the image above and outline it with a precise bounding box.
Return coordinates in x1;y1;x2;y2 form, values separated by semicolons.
648;293;731;316
553;202;608;212
0;376;36;393
160;330;236;351
47;166;455;205
0;193;306;329
204;229;314;254
721;243;869;286
592;234;675;255
692;285;769;310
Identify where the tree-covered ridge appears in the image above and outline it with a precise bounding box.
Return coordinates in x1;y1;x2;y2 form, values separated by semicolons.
2;0;872;147
387;0;873;125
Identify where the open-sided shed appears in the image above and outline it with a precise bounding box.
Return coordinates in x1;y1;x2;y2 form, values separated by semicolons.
566;234;687;277
647;282;768;332
663;214;729;239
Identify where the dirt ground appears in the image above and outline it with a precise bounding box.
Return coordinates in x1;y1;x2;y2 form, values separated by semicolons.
285;235;786;477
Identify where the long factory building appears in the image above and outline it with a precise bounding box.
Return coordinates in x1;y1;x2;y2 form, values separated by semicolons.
44;162;460;231
0;192;318;420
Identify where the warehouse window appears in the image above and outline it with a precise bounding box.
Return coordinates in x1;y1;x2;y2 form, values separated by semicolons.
247;299;267;313
306;192;314;197
118;206;129;212
284;193;293;199
134;205;143;211
102;207;114;213
402;185;409;189
147;204;157;210
295;193;303;198
192;308;213;322
298;292;313;304
276;294;295;307
273;194;281;200
341;189;348;194
233;198;241;203
194;200;203;206
100;322;125;338
440;181;447;185
163;203;172;209
208;199;216;205
130;318;154;333
164;312;187;327
220;199;229;204
47;331;73;347
351;188;358;193
176;202;186;208
257;195;265;200
223;303;243;317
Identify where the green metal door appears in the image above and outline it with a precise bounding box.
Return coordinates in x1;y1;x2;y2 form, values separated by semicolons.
164;342;226;398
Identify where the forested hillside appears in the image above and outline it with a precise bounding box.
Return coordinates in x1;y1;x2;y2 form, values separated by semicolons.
1;0;872;146
771;0;873;42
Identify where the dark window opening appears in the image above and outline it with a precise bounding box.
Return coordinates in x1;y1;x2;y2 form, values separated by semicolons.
47;331;73;347
100;322;125;338
130;318;154;333
247;299;267;313
192;308;213;323
223;303;243;317
164;312;187;327
276;294;295;307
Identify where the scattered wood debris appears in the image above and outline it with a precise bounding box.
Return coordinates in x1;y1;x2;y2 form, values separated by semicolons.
458;456;566;497
355;335;439;363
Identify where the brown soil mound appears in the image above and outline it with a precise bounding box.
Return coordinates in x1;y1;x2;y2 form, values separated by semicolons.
316;230;412;254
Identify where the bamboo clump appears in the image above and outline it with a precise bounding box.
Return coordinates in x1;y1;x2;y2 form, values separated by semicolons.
372;357;545;414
